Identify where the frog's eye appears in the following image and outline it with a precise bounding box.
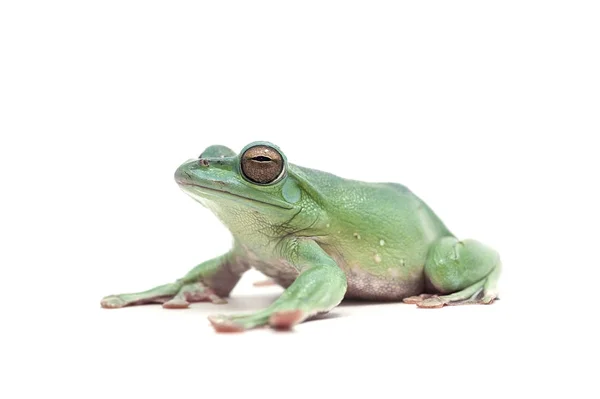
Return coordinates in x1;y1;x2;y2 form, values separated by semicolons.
240;145;285;184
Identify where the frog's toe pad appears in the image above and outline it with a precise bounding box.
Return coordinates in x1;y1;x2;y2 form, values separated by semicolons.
208;315;245;333
481;291;498;304
403;294;446;308
100;295;127;309
162;299;190;309
269;310;305;331
416;296;446;308
403;294;435;304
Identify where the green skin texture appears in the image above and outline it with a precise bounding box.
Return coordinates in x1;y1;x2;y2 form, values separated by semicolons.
101;142;501;332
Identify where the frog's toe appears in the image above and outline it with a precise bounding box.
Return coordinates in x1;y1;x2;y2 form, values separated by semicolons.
416;296;446;308
407;280;500;308
268;310;305;330
405;293;472;308
402;294;435;304
207;310;304;332
162;298;190;309
403;293;449;308
162;283;227;309
208;309;288;332
481;290;499;304
208;314;245;333
100;295;127;309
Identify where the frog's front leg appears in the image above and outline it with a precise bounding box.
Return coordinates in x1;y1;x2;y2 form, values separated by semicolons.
404;237;501;308
100;252;249;309
208;240;347;332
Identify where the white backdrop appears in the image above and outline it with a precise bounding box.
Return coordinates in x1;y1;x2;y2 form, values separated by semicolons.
1;2;598;398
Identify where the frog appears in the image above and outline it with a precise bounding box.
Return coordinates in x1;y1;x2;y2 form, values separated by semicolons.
101;141;501;332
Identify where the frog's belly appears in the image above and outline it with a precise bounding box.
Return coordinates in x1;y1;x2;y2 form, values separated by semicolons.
252;260;423;301
344;268;424;300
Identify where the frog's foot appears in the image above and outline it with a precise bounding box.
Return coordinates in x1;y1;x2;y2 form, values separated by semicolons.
101;281;226;309
209;252;347;333
162;282;227;308
402;294;436;304
405;258;501;308
208;309;307;333
403;282;488;308
407;237;501;308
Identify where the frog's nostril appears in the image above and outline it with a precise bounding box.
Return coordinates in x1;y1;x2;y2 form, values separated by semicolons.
199;159;210;167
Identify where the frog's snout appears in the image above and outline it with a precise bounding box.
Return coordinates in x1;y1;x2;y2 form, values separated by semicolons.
174;156;233;187
174;160;196;185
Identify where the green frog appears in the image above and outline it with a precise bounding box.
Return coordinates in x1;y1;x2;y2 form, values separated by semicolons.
101;142;501;332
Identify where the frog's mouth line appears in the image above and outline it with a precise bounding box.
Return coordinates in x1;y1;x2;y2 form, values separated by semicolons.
176;181;293;210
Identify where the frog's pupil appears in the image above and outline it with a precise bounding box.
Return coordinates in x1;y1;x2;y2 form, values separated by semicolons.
252;156;271;162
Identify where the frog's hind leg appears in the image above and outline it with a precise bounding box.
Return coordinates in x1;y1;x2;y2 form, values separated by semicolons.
404;236;501;308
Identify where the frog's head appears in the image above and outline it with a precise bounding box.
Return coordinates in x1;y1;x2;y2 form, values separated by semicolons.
175;141;328;238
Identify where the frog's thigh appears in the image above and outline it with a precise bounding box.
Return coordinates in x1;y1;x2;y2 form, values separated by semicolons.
409;237;501;307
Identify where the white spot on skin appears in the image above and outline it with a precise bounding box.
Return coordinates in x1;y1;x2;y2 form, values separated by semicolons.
379;239;385;246
353;233;361;239
374;254;382;263
326;223;330;228
388;268;401;277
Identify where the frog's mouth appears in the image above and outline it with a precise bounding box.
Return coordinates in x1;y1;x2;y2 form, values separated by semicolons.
176;180;293;210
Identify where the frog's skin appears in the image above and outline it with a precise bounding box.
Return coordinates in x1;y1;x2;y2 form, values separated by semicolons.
101;142;501;332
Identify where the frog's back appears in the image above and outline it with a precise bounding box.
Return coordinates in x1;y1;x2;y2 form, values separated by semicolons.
292;165;450;241
323;176;451;253
291;165;451;300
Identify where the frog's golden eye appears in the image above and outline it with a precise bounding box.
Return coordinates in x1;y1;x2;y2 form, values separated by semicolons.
241;145;285;184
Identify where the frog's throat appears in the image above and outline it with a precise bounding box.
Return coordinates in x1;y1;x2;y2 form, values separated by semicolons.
177;181;293;210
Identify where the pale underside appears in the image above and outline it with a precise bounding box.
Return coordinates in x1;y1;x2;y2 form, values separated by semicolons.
243;249;424;301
